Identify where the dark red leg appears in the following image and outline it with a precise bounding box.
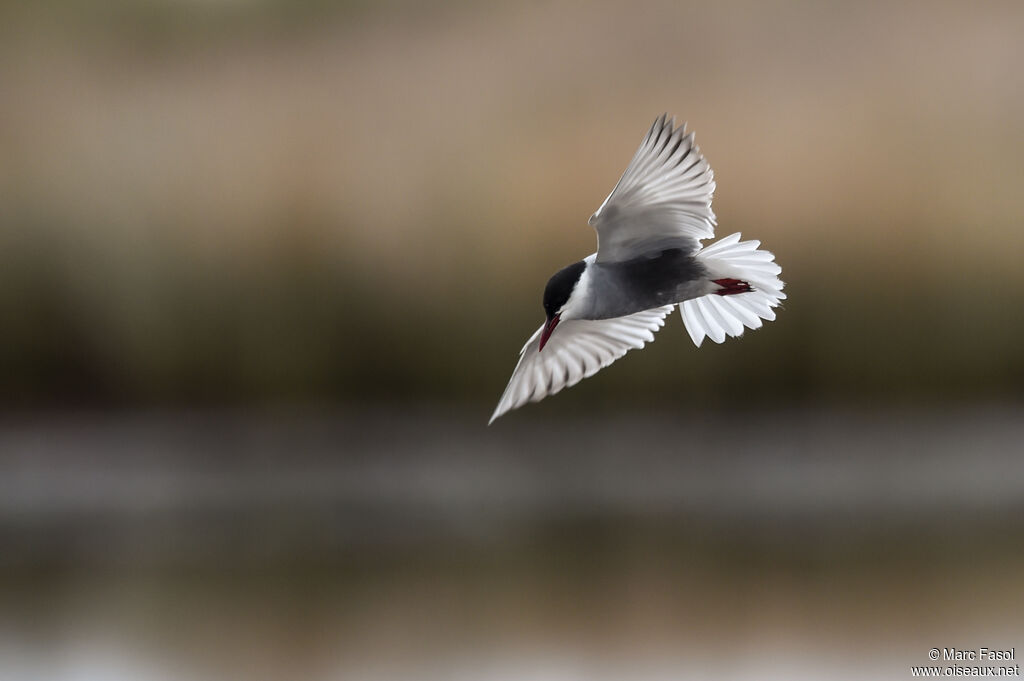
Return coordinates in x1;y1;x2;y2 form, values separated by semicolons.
712;278;753;296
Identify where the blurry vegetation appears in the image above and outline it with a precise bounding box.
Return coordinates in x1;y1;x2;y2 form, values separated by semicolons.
2;213;1021;409
1;0;1022;408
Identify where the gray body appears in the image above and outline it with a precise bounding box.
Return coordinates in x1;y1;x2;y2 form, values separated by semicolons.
583;248;709;320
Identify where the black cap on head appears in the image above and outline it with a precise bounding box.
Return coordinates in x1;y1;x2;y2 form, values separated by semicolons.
542;260;586;319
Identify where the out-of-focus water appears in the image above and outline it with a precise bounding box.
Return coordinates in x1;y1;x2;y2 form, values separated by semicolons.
0;406;1022;680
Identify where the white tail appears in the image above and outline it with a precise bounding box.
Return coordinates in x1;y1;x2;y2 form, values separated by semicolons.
680;232;786;347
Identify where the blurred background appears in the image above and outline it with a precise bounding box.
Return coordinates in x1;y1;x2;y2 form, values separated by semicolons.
1;0;1022;679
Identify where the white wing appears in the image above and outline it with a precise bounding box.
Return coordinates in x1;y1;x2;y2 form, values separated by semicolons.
489;305;674;424
589;114;717;263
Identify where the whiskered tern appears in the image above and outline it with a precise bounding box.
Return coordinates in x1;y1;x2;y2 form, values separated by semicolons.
490;115;785;423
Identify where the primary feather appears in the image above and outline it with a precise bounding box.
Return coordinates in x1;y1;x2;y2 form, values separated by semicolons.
489;306;673;424
589;114;716;263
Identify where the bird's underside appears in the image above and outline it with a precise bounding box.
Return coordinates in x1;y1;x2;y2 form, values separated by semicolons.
584;248;711;320
490;114;786;424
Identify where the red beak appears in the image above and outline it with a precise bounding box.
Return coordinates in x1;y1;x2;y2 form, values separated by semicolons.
539;314;560;351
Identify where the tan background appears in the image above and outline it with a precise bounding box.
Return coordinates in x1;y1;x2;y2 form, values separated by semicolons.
0;2;1022;679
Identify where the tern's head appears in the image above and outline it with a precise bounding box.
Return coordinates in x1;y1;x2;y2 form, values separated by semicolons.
539;260;587;351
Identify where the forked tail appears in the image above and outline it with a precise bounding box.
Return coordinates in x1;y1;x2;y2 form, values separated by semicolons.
680;232;786;346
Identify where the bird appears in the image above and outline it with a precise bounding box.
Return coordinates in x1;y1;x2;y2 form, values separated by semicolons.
489;114;786;424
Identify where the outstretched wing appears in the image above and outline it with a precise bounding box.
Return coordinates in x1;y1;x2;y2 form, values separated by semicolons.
589;114;717;263
489;305;674;424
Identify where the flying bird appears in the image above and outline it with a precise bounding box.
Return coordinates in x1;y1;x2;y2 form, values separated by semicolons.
490;114;785;424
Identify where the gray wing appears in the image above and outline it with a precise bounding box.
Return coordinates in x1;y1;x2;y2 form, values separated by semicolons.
589;114;717;263
489;305;674;424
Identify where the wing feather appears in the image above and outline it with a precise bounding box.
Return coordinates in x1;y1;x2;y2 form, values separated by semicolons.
589;114;717;263
489;306;673;424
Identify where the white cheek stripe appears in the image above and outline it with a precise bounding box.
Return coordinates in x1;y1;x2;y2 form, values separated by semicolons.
558;255;596;320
